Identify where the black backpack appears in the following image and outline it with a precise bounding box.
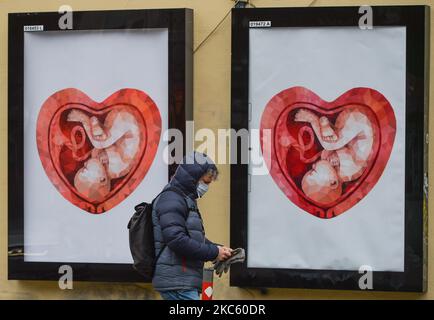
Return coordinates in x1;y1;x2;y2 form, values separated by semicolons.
127;187;187;278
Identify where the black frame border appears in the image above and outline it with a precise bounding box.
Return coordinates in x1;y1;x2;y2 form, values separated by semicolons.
230;6;430;292
8;8;193;282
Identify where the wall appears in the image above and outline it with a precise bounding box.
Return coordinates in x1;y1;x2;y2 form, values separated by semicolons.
0;0;432;299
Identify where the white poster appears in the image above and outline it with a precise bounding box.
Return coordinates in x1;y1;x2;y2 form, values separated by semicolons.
24;29;169;263
248;27;406;271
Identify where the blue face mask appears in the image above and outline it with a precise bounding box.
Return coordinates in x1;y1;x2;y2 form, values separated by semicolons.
197;182;209;198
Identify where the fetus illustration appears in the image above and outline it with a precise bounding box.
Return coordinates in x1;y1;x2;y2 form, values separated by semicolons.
260;86;396;218
66;107;141;202
36;88;162;214
293;107;375;205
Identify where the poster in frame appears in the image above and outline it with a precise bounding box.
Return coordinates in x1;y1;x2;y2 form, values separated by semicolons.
230;6;429;292
8;8;193;282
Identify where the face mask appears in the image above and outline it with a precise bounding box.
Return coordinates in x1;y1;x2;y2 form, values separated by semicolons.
197;181;209;198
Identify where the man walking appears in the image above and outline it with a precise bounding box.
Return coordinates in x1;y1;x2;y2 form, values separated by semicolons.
152;152;232;300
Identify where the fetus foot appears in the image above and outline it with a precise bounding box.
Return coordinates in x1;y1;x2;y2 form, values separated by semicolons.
90;116;108;141
294;109;317;123
319;116;338;142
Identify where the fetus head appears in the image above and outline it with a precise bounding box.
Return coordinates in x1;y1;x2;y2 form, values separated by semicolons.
74;158;110;201
301;160;342;205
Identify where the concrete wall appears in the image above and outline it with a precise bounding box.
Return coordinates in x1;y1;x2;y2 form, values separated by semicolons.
0;0;432;299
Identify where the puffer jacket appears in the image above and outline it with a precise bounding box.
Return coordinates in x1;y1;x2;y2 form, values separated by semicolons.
152;152;219;292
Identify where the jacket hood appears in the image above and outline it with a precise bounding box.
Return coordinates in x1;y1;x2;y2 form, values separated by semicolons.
169;152;217;200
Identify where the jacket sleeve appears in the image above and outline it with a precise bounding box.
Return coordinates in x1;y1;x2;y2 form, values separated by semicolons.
155;192;219;262
205;238;223;247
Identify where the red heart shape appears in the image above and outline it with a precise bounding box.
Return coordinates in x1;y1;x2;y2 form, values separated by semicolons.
36;88;161;214
260;87;396;219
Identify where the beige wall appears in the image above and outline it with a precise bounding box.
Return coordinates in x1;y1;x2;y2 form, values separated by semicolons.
0;0;432;299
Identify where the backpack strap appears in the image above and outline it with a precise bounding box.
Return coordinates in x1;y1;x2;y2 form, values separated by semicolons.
152;186;195;265
164;186;192;212
153;186;196;217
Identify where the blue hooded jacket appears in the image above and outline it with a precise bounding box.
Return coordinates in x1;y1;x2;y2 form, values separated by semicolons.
151;152;219;292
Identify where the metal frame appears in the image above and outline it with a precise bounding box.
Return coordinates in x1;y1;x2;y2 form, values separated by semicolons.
230;5;429;292
8;8;193;282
